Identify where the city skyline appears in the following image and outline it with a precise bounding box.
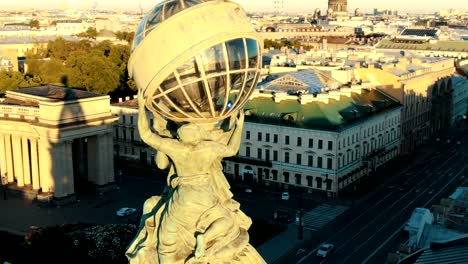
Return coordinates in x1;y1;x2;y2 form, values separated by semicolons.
0;0;466;14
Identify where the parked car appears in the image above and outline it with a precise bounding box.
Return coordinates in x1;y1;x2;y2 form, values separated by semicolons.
116;207;137;217
398;184;408;191
281;192;290;200
245;188;253;193
316;243;334;257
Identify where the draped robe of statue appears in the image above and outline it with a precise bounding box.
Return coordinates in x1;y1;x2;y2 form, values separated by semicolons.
126;96;265;264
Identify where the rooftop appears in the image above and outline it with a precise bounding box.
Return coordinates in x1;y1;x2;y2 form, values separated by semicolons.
112;98;138;109
401;28;439;38
6;86;103;102
261;70;341;94
244;88;400;131
413;243;468;264
376;39;468;52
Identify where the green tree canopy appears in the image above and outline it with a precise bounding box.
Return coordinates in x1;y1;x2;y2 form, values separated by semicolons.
77;27;98;40
65;50;120;94
5;38;137;98
0;71;36;94
115;31;135;44
29;19;40;29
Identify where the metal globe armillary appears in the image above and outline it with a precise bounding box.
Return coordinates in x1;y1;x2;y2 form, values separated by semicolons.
128;0;263;124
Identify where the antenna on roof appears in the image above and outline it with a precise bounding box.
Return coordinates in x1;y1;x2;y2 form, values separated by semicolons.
139;3;144;16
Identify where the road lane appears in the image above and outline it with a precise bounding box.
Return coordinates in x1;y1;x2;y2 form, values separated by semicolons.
297;135;468;264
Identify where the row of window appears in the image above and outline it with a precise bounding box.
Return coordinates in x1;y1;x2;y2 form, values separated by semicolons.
245;129;398;170
120;115;135;125
117;146;136;156
246;131;333;150
262;169;332;190
245;146;333;169
114;127;136;142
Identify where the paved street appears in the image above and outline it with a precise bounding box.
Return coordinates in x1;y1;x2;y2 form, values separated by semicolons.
1;131;466;264
299;204;349;231
274;131;468;264
0;160;309;235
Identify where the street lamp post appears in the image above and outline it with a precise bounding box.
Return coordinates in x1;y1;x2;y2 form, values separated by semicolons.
298;188;304;240
324;174;329;201
2;174;7;200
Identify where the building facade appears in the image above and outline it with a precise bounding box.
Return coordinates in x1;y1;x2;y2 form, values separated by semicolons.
328;0;348;17
111;97;156;165
0;86;117;200
223;85;401;197
355;57;455;153
451;76;468;126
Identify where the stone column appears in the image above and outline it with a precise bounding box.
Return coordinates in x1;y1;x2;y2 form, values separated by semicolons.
12;135;24;187
0;134;7;182
50;141;74;198
87;133;115;186
96;133;109;185
87;136;100;184
22;137;31;186
63;140;75;195
51;142;66;198
5;135;14;183
105;132;115;184
30;138;40;190
38;139;54;193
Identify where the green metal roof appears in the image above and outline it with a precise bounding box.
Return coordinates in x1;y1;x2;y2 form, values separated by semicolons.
376;39;468;52
244;89;401;132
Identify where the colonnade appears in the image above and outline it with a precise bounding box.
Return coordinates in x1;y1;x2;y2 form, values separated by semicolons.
0;132;114;198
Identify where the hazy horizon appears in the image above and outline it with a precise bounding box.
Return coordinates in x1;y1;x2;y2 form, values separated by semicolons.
0;0;466;14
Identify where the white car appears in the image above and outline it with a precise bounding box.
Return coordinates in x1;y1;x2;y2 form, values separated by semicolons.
245;188;253;193
316;243;334;257
281;192;290;200
116;207;137;217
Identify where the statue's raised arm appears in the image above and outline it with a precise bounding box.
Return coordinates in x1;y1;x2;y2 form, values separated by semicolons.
137;94;180;155
222;111;245;158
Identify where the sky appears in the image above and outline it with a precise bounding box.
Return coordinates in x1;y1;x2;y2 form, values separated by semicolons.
0;0;466;14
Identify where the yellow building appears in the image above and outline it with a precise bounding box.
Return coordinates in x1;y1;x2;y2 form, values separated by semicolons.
355;57;455;153
0;86;118;202
111;97;156;165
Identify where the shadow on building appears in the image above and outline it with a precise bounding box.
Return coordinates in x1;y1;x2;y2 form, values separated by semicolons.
0;85;118;205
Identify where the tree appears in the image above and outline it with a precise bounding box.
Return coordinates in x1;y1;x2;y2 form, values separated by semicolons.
21;38;135;97
39;58;68;85
65;50;120;94
77;27;98;40
0;71;36;94
115;31;135;44
29;19;40;29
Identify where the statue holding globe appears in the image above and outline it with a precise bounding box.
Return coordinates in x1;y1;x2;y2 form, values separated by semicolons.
125;1;266;263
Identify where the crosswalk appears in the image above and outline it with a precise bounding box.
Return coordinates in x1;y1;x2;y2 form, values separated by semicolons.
297;204;349;231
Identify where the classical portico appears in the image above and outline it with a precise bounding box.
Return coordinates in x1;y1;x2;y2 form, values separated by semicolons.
0;86;118;199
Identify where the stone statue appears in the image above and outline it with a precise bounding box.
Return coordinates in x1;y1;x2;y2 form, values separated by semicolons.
125;1;265;263
126;95;265;264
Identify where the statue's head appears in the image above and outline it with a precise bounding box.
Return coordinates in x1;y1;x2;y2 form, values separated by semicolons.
128;0;262;125
177;123;205;145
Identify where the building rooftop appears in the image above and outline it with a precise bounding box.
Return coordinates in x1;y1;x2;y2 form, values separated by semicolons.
0;36;82;45
261;70;341;94
112;98;138;109
244;88;400;131
413;243;468;264
401;28;439;38
8;86;103;102
376;39;468;52
387;64;427;77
